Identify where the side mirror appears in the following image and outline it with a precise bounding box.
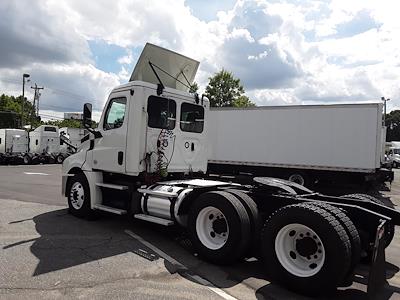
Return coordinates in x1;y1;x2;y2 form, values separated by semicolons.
83;103;92;128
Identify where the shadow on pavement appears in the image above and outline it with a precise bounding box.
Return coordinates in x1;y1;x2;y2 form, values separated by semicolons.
3;208;399;300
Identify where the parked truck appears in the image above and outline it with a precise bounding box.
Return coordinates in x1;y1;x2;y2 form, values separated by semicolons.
62;43;400;296
387;141;400;168
208;104;393;187
0;129;29;164
59;127;87;151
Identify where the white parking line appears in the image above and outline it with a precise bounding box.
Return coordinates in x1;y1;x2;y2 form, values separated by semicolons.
23;172;50;176
124;229;237;300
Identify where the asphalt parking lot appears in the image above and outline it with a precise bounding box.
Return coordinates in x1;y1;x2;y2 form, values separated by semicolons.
0;164;399;299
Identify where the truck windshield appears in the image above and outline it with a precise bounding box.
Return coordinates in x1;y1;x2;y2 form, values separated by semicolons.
180;103;204;133
44;126;57;132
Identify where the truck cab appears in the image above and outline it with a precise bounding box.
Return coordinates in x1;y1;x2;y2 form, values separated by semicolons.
66;43;208;178
84;81;208;176
62;43;209;209
29;125;60;154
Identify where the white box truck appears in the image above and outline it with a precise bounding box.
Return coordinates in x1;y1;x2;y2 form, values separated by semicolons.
0;129;29;164
208;105;393;187
61;43;400;296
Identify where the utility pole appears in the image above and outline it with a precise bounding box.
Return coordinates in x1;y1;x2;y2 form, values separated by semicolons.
21;73;30;127
31;84;44;121
381;96;391;126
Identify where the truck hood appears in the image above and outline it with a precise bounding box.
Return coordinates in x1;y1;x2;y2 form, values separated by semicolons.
129;43;199;92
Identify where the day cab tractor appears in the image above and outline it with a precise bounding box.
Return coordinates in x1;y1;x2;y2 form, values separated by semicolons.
62;43;400;296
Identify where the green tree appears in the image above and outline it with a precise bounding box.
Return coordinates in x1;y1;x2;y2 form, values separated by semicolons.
0;94;37;127
189;82;199;93
44;119;82;128
233;95;256;108
205;69;255;107
386;110;400;141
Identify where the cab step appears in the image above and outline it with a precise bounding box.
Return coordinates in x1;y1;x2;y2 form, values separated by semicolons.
134;214;174;226
96;182;129;190
93;204;127;215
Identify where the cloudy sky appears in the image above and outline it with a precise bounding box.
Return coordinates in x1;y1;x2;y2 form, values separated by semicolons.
0;0;399;121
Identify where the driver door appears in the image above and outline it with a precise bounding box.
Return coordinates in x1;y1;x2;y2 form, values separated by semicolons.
92;92;129;173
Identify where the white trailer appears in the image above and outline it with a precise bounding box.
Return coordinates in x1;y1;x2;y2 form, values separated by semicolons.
61;43;400;296
0;129;30;164
208;104;392;187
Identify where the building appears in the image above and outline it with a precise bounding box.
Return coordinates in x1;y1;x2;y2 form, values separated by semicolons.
64;112;83;120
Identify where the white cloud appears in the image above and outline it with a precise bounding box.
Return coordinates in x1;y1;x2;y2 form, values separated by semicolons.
1;0;400;117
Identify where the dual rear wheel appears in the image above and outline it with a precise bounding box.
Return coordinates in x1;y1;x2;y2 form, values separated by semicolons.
188;193;359;295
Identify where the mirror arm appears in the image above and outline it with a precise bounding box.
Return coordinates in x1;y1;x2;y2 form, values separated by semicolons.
84;125;103;139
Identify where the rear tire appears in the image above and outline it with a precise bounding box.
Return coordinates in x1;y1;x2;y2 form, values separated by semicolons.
261;204;351;295
226;189;261;255
340;193;395;247
56;154;64;164
23;155;31;165
306;202;361;277
188;191;251;265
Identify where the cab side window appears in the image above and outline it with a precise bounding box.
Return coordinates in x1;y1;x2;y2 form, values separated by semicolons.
104;97;127;130
180;103;204;133
147;96;176;130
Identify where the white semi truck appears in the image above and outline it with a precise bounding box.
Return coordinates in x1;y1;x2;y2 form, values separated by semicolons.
59;127;87;151
208;104;393;187
28;125;63;164
62;43;400;296
0;129;29;164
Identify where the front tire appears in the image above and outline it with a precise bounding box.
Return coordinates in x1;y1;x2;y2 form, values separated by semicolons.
188;191;251;265
261;204;351;295
67;173;94;219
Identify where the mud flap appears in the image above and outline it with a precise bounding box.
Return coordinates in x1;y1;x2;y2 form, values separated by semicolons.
367;220;387;297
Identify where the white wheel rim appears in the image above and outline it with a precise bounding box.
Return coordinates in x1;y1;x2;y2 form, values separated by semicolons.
288;174;305;186
275;223;325;277
24;156;29;163
196;207;229;250
70;182;85;210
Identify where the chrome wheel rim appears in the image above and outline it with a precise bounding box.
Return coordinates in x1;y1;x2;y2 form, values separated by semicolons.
70;182;85;210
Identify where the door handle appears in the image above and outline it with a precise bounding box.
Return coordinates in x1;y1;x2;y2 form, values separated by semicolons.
118;151;123;165
191;143;195;152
